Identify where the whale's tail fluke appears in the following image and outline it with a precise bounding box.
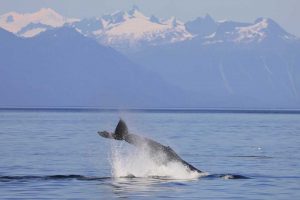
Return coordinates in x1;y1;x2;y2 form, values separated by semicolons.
114;119;128;140
98;119;128;140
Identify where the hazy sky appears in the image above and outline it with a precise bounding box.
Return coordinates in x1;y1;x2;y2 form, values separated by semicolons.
0;0;299;36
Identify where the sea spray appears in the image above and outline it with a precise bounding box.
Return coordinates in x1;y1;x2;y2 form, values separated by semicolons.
109;141;205;179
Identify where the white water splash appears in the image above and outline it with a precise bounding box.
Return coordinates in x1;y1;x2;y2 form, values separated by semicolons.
109;142;206;180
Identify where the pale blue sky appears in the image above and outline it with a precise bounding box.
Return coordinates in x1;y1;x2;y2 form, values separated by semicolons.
0;0;299;36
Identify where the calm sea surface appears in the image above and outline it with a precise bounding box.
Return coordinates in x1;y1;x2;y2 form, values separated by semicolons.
0;110;299;199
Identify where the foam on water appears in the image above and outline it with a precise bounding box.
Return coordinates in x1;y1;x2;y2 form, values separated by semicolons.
109;142;206;180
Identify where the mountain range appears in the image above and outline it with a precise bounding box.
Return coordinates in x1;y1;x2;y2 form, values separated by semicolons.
0;7;192;51
0;8;299;108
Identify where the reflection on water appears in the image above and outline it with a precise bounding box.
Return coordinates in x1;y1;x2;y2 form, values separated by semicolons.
111;177;187;198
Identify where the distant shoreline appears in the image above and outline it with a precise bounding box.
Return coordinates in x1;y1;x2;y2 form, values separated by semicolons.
0;107;300;114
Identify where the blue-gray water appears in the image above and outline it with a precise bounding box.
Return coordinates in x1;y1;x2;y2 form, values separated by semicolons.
0;110;299;199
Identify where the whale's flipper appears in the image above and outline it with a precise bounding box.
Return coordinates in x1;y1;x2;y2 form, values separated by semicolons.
98;119;128;140
98;119;202;173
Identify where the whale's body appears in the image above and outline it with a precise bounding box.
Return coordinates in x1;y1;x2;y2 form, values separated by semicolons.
98;119;202;173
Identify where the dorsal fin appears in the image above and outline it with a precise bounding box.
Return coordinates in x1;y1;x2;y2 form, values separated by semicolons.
114;119;128;140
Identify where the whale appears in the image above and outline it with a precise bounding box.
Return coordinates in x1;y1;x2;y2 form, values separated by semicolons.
98;119;202;173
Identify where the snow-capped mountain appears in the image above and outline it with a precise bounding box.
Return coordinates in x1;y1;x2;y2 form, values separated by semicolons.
0;8;79;37
0;7;193;49
203;18;297;44
0;7;298;50
70;7;193;50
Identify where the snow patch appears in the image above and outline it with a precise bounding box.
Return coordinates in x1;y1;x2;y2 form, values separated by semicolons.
91;8;193;49
235;19;268;43
219;62;233;94
21;27;47;37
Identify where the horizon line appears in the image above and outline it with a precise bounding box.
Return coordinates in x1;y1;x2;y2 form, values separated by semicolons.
1;107;300;114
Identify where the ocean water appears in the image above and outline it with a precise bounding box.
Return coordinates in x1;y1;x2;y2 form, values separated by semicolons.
0;109;299;199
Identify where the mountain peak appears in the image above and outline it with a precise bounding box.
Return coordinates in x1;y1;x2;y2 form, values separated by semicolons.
185;14;217;36
150;15;160;24
203;14;214;21
170;16;177;24
104;6;146;23
254;17;274;24
128;8;146;19
205;17;297;44
35;8;61;16
165;17;180;27
0;8;79;35
252;17;289;35
242;17;296;42
253;17;276;30
128;5;140;15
